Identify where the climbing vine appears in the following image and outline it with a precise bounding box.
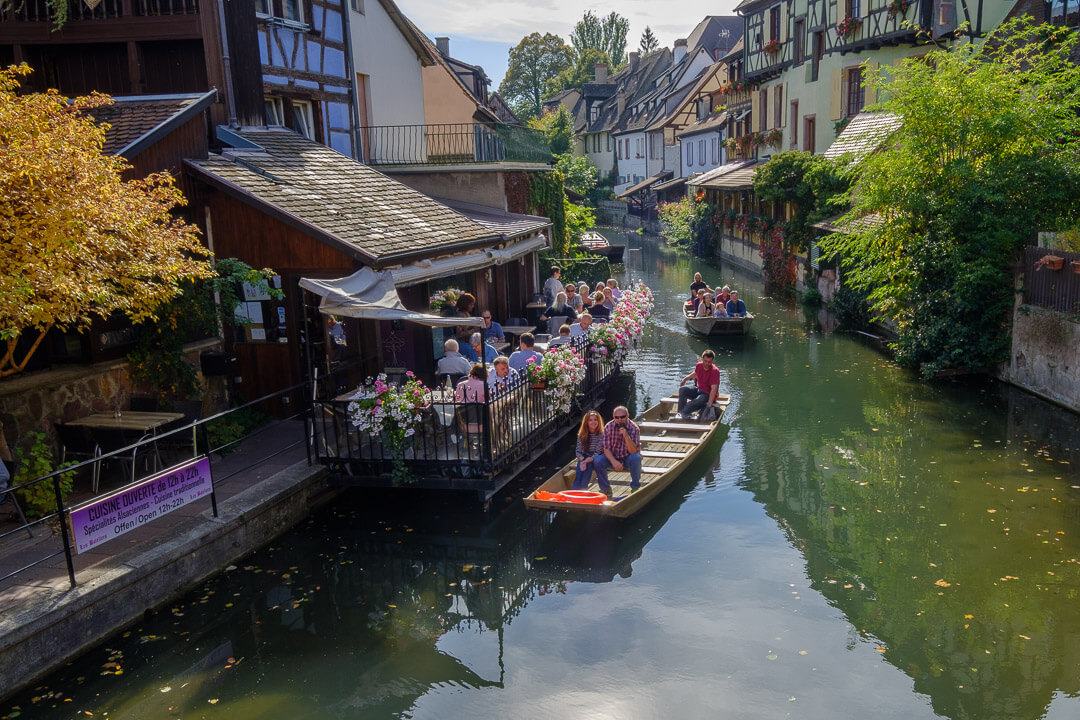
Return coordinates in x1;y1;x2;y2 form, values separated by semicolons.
528;170;569;254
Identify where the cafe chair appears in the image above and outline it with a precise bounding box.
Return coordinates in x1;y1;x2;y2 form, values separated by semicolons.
1;458;33;538
546;315;568;336
455;403;489;460
95;428;154;484
55;423;102;494
160;399;202;461
503;316;528;327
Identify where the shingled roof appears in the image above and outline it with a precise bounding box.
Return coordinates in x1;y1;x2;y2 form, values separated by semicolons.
184;128;501;266
90;91;216;157
824;112;902;161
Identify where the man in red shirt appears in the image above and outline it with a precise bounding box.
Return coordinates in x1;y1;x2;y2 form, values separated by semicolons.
676;349;721;420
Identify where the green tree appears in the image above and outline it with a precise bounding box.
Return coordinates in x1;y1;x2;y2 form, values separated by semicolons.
500;33;573;121
818;19;1080;376
553;153;598;196
546;48;612;96
753;151;849;252
570;11;629;69
527;105;574;155
639;26;659;54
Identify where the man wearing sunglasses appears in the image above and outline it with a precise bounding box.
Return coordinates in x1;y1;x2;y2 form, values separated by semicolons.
592;405;642;495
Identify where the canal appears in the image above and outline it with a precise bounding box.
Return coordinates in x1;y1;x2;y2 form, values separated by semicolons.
6;229;1080;719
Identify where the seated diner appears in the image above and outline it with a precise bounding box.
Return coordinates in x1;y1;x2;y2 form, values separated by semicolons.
548;324;572;348
455;363;489;402
508;333;542;372
437;338;472;376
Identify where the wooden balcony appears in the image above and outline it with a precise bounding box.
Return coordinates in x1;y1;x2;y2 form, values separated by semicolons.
0;0;198;23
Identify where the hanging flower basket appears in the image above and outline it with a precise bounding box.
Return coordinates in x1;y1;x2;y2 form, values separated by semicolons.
763;39;781;55
887;0;912;15
1072;260;1080;274
836;17;861;38
1035;254;1065;271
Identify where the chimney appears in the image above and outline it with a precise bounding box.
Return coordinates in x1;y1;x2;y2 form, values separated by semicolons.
435;36;450;57
616;88;626;119
629;51;640;72
594;62;609;83
674;38;687;64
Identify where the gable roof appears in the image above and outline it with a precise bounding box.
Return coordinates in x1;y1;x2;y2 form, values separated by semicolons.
687;16;744;58
184;128;500;267
90;90;216;158
824;112;902;161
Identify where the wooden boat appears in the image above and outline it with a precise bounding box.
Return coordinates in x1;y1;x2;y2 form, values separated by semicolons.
683;300;753;336
523;393;730;518
581;231;626;263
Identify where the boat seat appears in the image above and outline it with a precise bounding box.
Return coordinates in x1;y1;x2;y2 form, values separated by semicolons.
639;435;702;444
660;394;731;406
641;466;668;474
641;450;686;459
639;421;713;432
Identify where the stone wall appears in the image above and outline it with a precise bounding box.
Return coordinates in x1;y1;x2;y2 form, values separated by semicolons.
1000;305;1080;414
0;340;225;458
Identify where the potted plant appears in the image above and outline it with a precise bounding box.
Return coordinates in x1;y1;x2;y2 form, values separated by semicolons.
837;17;861;38
346;372;429;484
887;0;912;15
524;346;586;415
763;39;781;55
1072;260;1080;274
1034;254;1065;271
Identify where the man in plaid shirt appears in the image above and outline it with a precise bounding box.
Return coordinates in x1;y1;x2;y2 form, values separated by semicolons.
592;405;642;494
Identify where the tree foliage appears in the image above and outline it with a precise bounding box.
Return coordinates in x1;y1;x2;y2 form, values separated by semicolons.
546;48;612;96
639;26;659;54
527;105;574;155
570;11;629;69
818;19;1080;377
553;153;598;196
499;33;573;121
0;65;213;377
753;151;850;252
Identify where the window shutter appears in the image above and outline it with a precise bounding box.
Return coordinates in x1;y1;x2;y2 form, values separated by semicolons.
780;3;789;43
751;90;763;132
778;83;786;127
830;69;843;120
838;0;848;21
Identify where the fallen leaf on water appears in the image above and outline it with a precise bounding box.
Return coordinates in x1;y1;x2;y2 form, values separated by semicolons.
935;579;952;587
798;650;808;655
160;686;171;693
875;647;886;652
987;509;996;514
766;653;778;661
208;698;219;704
964;614;974;619
1018;634;1030;640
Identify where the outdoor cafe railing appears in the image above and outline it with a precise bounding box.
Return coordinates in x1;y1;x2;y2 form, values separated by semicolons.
358;123;551;167
0;382;312;590
311;336;620;483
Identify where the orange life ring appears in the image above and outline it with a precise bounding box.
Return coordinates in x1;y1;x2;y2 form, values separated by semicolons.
556;490;608;504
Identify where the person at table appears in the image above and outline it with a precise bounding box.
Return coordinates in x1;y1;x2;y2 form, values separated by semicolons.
566;283;583;313
695;292;716;318
539;292;576;330
594;281;606;294
437;338;472;376
601;286;618;309
508;333;542;372
690;272;709;298
580;289;594;314
461;332;498;364
543;266;563;305
588;292;610;321
548;324;572;348
592;405;642;494
487;355;518;393
607;279;623;300
726;290;747;317
677;349;721;420
479;311;504;343
455;363;489;402
571;410;606;490
454;293;477;342
570;313;593;338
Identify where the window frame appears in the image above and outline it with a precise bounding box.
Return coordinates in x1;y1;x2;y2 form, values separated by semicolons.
845;67;865;118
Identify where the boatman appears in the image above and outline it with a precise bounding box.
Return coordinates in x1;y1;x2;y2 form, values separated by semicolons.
676;349;721;421
689;272;709;299
592;405;642;495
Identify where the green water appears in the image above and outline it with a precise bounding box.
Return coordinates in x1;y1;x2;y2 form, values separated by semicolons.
5;230;1079;719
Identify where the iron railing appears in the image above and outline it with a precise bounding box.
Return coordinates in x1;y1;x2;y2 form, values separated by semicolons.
358;123;551;166
0;382;310;590
1024;246;1080;313
311;335;620;483
0;0;198;21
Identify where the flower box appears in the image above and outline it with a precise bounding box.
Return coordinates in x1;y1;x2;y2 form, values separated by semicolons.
836;17;861;38
1036;255;1064;271
1072;260;1080;274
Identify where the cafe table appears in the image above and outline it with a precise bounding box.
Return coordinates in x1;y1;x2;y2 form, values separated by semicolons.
500;325;536;345
67;411;184;433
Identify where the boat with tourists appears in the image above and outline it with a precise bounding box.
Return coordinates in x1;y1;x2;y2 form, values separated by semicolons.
683;301;753;336
523;392;729;518
581;231;626;264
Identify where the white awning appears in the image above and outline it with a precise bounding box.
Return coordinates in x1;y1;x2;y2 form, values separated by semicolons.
299;267;482;327
390;233;549;287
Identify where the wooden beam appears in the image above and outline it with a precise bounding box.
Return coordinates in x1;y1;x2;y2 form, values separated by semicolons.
640;435;702;444
639;421;713;432
641;450;685;459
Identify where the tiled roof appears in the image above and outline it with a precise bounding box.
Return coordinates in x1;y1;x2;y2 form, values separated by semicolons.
436;199;551;239
824;112;902;161
678;111;730;137
688;160;762;189
813;213;884;233
184;129;500;265
616;171;672;198
90;93;213;157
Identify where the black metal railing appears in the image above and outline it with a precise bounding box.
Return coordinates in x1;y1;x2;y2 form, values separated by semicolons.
311;335;620;482
0;383;310;590
0;0;197;21
1024;246;1080;313
358;123;551;166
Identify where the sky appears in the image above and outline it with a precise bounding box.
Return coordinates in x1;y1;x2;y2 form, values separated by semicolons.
395;0;742;89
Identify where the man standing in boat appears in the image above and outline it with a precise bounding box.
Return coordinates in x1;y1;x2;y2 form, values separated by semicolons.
689;272;709;298
676;349;721;421
593;406;642;495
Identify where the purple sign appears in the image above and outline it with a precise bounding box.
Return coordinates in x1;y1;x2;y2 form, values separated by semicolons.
68;457;213;554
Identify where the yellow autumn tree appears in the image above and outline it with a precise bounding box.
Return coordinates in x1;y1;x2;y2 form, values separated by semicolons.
0;64;214;377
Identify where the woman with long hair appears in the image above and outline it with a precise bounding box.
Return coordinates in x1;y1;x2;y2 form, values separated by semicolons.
572;410;606;489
